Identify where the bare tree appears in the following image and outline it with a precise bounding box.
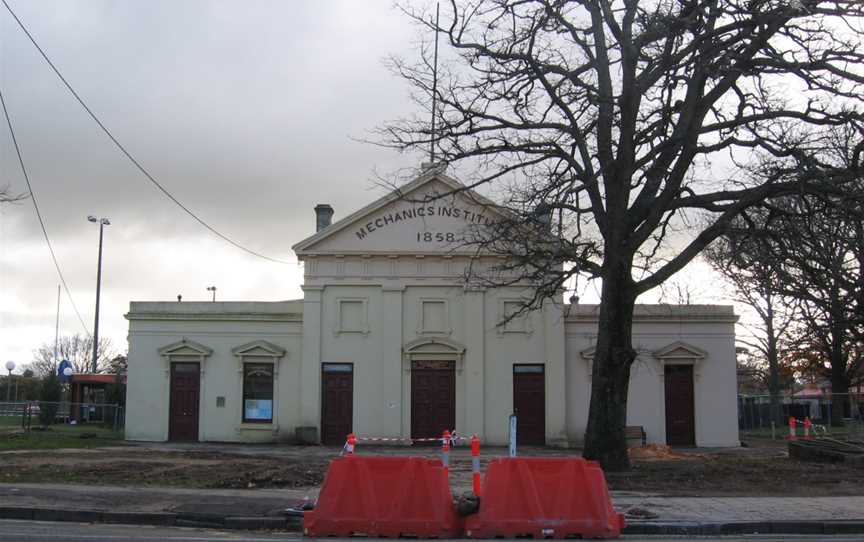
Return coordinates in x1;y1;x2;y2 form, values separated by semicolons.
705;216;795;427
380;0;864;468
767;189;864;424
29;334;116;377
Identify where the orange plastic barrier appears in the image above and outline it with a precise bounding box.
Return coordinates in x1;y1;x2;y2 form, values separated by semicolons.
465;457;625;539
303;455;462;538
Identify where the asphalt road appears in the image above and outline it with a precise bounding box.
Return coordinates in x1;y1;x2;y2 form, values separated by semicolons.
2;521;864;542
0;520;295;541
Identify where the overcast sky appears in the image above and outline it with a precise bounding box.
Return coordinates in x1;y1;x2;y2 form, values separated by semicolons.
0;0;730;372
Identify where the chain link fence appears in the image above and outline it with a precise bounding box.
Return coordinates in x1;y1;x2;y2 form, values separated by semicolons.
738;393;864;440
0;400;124;432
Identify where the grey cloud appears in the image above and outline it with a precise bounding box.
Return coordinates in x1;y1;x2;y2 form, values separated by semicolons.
1;0;425;362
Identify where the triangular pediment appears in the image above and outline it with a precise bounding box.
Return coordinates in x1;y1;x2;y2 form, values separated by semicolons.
158;339;212;357
232;340;286;358
654;341;707;360
404;337;466;355
292;169;507;256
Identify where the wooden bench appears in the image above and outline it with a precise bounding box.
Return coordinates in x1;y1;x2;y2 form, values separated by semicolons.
625;425;647;447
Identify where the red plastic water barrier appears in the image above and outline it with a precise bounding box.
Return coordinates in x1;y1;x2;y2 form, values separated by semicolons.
304;455;462;538
465;457;625;539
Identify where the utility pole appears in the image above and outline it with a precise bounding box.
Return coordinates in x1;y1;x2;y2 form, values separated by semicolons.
88;216;110;374
54;284;60;365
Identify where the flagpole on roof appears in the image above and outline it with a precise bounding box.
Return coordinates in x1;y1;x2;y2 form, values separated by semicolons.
430;2;440;164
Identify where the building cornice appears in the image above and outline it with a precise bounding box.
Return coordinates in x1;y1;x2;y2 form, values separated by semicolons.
565;304;738;324
126;311;302;322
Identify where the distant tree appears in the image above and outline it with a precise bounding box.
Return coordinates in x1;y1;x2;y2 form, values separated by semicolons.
14;373;41;402
29;334;116;377
760;187;864;424
107;355;127;375
105;354;127;424
706;215;795;426
382;0;864;470
736;346;796;395
38;373;62;425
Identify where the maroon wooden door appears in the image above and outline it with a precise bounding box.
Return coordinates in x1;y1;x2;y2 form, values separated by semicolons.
411;360;455;441
513;365;546;446
168;363;200;442
321;364;353;445
665;365;696;446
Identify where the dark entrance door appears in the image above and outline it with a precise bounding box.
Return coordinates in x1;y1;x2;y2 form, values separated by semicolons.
513;364;545;446
411;360;455;441
321;364;354;445
169;362;200;442
665;364;696;446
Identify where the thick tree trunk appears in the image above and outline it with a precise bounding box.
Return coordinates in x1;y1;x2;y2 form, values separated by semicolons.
766;333;783;427
831;373;850;427
583;262;637;472
829;324;849;427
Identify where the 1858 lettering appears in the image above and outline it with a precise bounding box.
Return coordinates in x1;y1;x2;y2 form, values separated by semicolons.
417;232;460;243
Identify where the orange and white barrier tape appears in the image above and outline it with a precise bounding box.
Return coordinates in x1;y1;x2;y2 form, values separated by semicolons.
350;431;468;445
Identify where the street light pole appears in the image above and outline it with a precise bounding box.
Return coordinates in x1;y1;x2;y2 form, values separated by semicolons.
88;216;110;374
207;286;217;302
5;361;15;403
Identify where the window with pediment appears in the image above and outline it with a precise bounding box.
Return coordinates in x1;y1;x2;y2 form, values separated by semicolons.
231;340;286;429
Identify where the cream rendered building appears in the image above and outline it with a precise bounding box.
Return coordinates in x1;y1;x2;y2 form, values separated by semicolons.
125;170;739;447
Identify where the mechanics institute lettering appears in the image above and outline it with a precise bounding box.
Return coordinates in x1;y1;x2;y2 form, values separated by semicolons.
354;205;493;240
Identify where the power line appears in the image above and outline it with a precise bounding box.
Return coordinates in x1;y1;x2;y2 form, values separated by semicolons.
1;0;295;265
0;87;92;336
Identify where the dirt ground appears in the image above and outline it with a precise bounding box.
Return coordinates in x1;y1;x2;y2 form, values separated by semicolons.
610;443;864;497
0;448;328;489
1;440;863;497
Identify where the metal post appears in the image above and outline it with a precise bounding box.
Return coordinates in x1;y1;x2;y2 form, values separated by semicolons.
92;220;105;374
508;413;517;457
441;430;450;477
5;369;10;403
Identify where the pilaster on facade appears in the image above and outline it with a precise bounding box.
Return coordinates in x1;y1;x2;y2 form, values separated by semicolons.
381;286;405;438
543;302;569;447
463;288;486;440
299;288;323;433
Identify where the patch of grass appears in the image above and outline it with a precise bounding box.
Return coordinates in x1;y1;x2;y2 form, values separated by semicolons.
0;425;124;451
0;415;23;428
741;421;864;441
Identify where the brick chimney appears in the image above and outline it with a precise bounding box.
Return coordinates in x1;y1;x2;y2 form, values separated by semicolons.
314;204;334;232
